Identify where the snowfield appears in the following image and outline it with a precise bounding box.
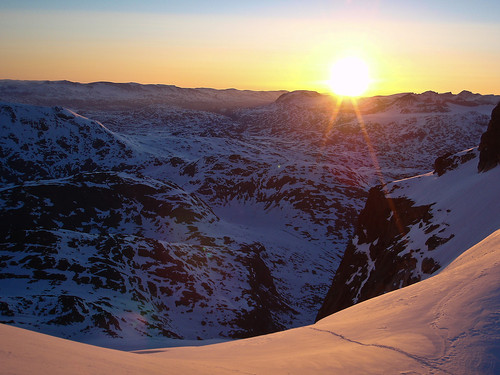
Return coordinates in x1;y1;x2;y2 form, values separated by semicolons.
2;228;499;374
0;82;499;372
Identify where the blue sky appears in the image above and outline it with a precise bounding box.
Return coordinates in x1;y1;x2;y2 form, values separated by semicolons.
1;0;499;22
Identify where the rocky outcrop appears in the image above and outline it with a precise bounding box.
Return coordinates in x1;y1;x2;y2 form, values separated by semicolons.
478;102;500;172
229;244;293;338
316;103;500;321
316;186;434;321
317;130;498;322
434;149;476;176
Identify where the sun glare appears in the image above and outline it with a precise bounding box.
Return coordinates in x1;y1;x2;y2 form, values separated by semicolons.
328;56;370;97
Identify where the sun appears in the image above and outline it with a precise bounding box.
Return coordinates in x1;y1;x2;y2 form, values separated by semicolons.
328;56;371;97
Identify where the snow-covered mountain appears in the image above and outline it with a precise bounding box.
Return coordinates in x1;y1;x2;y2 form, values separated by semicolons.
0;80;498;347
2;226;499;374
0;103;301;341
0;80;287;112
0;103;159;184
317;104;500;320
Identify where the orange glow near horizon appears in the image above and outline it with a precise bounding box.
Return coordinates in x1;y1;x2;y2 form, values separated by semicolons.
1;8;500;96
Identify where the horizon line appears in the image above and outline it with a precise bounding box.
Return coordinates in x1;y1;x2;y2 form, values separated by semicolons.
1;78;499;97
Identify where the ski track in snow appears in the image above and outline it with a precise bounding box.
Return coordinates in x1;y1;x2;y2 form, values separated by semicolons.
309;327;453;374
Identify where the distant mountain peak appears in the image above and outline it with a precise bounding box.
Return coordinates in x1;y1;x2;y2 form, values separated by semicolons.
458;89;474;96
274;90;331;107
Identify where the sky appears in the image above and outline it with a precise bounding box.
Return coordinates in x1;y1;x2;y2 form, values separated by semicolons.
1;0;499;95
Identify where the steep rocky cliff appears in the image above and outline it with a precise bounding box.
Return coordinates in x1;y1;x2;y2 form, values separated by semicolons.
478;102;500;172
317;102;500;321
316;186;435;320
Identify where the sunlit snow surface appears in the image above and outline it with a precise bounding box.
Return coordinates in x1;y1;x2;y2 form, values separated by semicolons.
2;228;499;374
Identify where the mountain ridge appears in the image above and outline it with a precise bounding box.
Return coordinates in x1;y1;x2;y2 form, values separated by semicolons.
0;81;498;347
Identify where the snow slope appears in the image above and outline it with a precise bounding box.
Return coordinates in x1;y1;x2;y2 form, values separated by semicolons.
0;102;158;184
317;147;500;320
2;228;499;374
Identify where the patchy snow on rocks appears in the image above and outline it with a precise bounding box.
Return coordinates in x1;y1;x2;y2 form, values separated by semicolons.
0;81;499;349
2;227;499;374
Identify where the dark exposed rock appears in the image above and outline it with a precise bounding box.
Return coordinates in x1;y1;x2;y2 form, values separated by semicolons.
425;234;455;251
0;301;14;317
48;295;88;325
478;102;500;172
230;244;293;338
316;186;433;321
434;149;476;176
91;310;121;337
181;162;198;177
0;172;217;241
421;257;440;274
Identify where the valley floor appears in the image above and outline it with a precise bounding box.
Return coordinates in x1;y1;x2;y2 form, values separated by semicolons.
3;229;499;374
